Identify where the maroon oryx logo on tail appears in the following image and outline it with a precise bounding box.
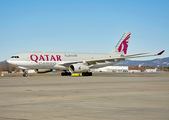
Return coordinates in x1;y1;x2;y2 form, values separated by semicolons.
118;33;131;54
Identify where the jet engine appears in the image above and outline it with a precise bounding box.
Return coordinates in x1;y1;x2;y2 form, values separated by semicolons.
69;64;89;73
35;69;52;73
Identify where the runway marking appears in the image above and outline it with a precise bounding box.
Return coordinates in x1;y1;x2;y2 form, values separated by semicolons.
1;93;169;103
37;95;76;98
0;93;36;97
36;95;169;103
1;84;168;89
78;97;169;103
0;93;76;98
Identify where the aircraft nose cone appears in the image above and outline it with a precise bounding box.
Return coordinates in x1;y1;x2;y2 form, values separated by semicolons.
7;59;17;66
7;59;13;65
7;60;10;63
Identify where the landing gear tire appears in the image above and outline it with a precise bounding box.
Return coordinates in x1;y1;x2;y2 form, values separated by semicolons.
82;72;92;76
61;72;71;76
89;72;92;76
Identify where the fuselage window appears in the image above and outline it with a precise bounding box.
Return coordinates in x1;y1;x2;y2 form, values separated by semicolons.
11;56;19;58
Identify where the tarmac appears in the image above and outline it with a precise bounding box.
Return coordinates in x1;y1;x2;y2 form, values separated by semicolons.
0;73;169;120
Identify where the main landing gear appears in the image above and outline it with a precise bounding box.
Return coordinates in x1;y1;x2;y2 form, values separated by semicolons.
82;72;92;76
61;71;71;76
61;71;92;76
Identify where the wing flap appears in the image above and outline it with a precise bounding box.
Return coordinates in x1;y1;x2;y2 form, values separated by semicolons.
123;50;165;58
123;53;149;57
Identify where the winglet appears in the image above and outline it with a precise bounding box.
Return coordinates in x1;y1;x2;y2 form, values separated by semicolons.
157;50;165;55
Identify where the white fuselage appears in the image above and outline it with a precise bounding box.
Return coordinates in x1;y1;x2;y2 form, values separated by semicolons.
7;52;122;71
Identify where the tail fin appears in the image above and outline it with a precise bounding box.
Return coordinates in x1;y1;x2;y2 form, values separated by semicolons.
110;32;131;55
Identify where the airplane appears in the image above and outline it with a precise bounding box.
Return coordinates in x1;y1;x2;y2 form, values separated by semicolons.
7;32;165;77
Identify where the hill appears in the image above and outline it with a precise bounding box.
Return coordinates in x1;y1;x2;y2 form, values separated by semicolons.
115;57;169;67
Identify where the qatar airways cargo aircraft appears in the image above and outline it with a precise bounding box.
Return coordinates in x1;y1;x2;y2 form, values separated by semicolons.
7;32;164;77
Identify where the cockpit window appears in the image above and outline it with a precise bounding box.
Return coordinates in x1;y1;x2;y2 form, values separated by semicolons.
11;56;19;58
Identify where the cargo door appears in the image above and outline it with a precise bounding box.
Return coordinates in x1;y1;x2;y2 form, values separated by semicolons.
24;54;30;61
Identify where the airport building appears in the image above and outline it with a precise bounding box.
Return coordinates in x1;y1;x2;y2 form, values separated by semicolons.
145;68;159;72
128;70;141;73
91;66;129;72
91;66;160;73
18;69;36;73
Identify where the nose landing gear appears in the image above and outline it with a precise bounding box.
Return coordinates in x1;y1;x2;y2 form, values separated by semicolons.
23;72;28;77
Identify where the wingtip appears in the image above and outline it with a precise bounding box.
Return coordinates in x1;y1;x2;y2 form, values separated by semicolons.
157;50;165;55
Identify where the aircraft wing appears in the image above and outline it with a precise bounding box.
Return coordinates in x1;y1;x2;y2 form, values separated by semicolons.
58;61;81;67
83;50;165;65
18;66;29;70
122;50;165;58
58;50;165;66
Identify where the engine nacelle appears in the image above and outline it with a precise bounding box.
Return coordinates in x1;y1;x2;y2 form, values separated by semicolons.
35;69;52;73
69;64;89;73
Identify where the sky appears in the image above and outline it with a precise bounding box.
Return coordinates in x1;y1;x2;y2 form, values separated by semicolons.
0;0;169;61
